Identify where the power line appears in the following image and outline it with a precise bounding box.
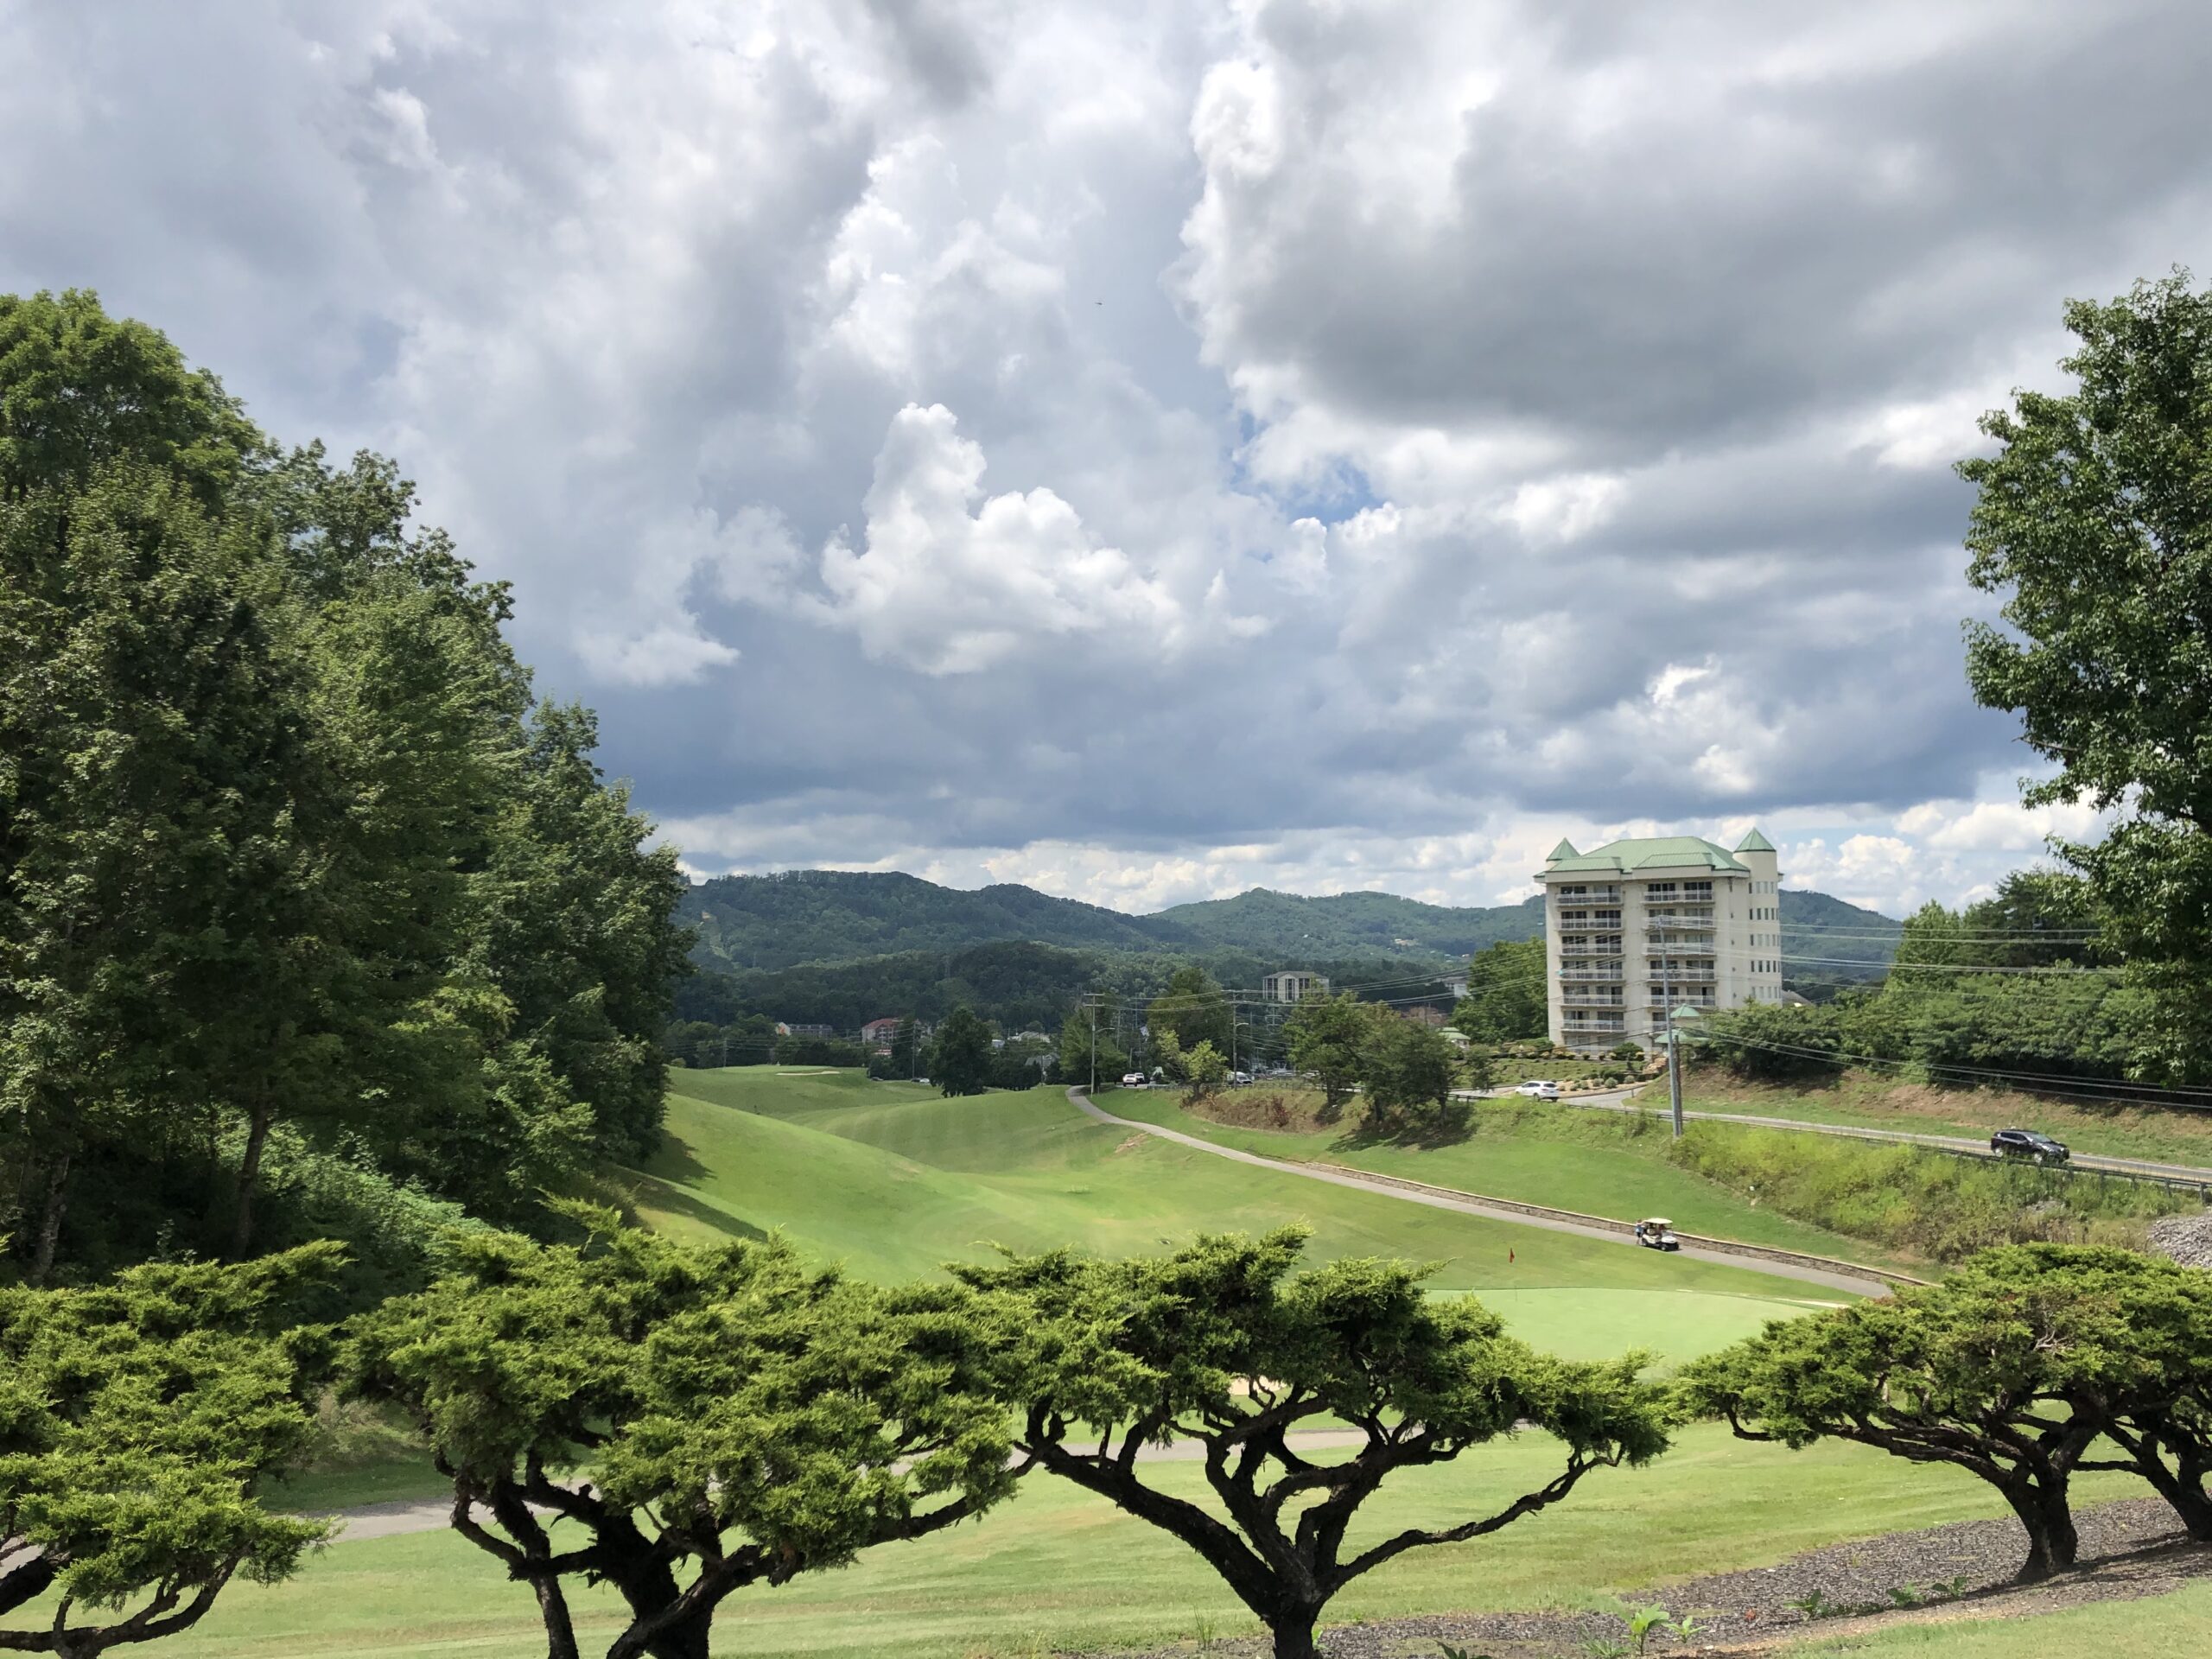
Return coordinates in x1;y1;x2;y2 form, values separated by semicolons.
1783;954;2117;976
1695;1031;2212;1108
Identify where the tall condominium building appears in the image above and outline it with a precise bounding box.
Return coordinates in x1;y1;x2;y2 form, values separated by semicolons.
1535;830;1783;1052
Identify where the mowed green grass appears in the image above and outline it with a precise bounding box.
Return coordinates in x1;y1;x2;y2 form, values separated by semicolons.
1092;1084;1916;1270
110;1426;2155;1659
622;1070;1837;1363
1784;1580;2212;1658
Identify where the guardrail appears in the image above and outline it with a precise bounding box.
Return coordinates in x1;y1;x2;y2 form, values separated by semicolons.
1305;1162;1929;1288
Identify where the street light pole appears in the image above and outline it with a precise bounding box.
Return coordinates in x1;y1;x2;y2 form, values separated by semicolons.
1090;1001;1097;1097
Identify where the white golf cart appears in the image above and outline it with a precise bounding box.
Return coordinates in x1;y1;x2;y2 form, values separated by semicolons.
1633;1217;1681;1252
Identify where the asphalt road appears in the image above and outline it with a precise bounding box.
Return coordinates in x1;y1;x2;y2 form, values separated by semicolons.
1068;1088;1894;1297
1547;1091;2212;1188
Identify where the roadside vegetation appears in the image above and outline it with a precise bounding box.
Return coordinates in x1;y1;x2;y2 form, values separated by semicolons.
1132;1078;2198;1265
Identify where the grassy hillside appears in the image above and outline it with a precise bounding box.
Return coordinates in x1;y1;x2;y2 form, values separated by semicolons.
622;1070;1834;1364
112;1426;2154;1659
116;1068;2187;1659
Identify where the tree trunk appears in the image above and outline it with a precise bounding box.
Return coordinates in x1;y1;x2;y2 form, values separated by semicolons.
2126;1436;2212;1541
2003;1478;2080;1582
27;1148;72;1285
228;1101;273;1259
531;1575;582;1659
1268;1603;1324;1659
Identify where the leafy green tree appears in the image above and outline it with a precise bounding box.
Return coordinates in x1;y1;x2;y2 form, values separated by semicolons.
1147;966;1232;1058
1284;992;1371;1111
1681;1243;2212;1579
1357;1017;1462;1136
347;1216;1018;1659
0;289;262;508
1961;271;2212;1080
0;1246;339;1653
1058;997;1128;1090
959;1230;1668;1659
0;289;692;1278
1179;1038;1229;1102
1696;1001;1846;1083
928;1006;995;1096
1452;938;1547;1043
1962;871;2113;969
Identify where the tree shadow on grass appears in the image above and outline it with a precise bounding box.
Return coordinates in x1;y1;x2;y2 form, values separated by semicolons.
606;1161;771;1246
1331;1102;1478;1154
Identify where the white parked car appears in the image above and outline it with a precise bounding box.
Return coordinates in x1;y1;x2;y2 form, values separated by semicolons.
1119;1072;1151;1089
1228;1070;1254;1085
1516;1079;1562;1100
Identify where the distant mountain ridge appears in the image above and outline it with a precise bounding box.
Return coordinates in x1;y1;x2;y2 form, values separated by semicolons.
677;869;1902;976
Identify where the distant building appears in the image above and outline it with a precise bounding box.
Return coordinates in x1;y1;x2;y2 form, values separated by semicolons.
777;1022;835;1039
1262;969;1331;1004
860;1016;905;1049
1537;829;1783;1052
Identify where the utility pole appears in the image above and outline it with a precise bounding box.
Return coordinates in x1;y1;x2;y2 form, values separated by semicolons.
1089;1001;1098;1096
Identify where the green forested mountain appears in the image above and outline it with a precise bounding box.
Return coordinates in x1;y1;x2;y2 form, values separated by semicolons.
681;870;1192;969
672;871;1902;1033
1780;888;1904;983
679;868;1901;982
1150;887;1546;957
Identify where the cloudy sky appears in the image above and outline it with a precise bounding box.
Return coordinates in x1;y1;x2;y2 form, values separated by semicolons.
9;0;2202;917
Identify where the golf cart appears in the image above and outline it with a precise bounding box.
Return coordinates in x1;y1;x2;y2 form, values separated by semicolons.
1634;1217;1681;1252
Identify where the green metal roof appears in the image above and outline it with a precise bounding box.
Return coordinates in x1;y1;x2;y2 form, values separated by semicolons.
1542;835;1750;875
1733;827;1777;853
1545;837;1580;863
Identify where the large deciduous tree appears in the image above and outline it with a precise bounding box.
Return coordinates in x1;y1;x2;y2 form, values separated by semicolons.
1283;993;1371;1113
960;1230;1668;1659
0;1247;337;1655
346;1215;1018;1659
1357;1016;1462;1136
0;290;688;1278
1961;272;2212;1080
927;1006;995;1096
1452;938;1548;1044
1148;966;1233;1058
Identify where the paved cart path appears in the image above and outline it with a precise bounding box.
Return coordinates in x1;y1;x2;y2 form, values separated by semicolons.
1067;1088;1895;1297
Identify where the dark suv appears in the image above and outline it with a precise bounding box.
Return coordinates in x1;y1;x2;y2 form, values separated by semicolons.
1990;1128;2070;1165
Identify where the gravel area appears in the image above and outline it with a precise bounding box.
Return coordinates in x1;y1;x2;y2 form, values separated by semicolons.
1109;1498;2207;1659
2149;1211;2212;1268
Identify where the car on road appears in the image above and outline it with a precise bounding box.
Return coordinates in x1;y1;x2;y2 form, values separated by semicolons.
1515;1079;1562;1100
1119;1072;1150;1089
1228;1070;1253;1085
1991;1128;2070;1164
1634;1217;1681;1252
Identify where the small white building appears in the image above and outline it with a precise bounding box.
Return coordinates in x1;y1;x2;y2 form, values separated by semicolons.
1262;969;1331;1004
1536;830;1784;1052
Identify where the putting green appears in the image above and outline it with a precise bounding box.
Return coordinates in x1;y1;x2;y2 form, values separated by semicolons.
623;1070;1833;1363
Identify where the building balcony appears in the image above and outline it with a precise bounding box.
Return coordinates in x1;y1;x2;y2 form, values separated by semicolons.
1559;968;1624;982
1649;995;1719;1011
1553;890;1623;906
1646;936;1717;952
1556;917;1624;932
1645;969;1717;984
1564;1020;1627;1039
1562;995;1626;1011
1643;913;1715;931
